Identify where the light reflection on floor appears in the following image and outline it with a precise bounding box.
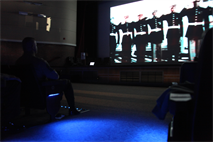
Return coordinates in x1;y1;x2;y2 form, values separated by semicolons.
4;116;168;142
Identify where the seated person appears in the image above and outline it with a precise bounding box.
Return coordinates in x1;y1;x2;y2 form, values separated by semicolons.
15;37;80;115
152;28;212;120
152;57;197;120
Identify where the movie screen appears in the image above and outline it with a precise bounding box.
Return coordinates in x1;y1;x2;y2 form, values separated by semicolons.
110;0;213;64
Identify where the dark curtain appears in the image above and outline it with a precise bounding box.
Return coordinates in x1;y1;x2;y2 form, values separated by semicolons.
76;1;98;61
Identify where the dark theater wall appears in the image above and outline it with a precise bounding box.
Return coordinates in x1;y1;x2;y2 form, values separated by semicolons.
1;1;77;66
1;41;75;66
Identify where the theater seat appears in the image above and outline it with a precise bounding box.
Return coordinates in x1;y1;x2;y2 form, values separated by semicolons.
168;80;195;140
13;65;63;121
1;75;21;124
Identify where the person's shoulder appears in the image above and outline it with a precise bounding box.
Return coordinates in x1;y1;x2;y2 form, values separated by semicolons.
15;57;22;65
33;56;48;65
33;56;45;61
15;55;28;65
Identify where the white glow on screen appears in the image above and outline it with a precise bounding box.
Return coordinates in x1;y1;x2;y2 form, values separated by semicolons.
110;0;213;25
182;57;189;59
110;0;213;64
110;0;206;24
114;59;122;63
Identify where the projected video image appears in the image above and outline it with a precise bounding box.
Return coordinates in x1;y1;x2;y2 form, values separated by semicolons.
110;0;213;64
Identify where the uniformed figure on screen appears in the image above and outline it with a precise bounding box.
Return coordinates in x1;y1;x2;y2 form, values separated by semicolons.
161;5;182;62
181;0;206;61
110;17;119;63
147;10;164;62
134;14;148;63
119;15;134;63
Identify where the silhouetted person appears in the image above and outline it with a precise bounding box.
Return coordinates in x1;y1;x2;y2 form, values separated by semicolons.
152;28;213;141
191;27;212;141
16;37;81;115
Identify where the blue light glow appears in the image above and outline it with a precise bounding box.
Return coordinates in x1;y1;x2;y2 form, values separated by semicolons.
48;93;60;97
3;116;169;141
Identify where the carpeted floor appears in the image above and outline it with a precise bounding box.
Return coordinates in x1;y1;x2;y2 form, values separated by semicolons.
1;83;173;142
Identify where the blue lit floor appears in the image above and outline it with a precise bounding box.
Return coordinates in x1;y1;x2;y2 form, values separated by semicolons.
2;83;172;142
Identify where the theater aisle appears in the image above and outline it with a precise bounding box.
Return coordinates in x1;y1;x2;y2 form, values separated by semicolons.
2;83;172;141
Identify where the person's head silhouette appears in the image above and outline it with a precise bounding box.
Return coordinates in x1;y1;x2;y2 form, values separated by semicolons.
22;37;37;55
